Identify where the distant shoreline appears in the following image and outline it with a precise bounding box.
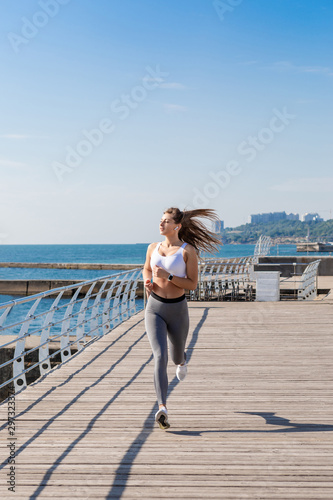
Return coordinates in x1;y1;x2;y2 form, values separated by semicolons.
0;262;139;270
225;238;307;245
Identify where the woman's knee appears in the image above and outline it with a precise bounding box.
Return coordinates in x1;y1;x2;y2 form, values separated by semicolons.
154;350;168;368
170;349;185;366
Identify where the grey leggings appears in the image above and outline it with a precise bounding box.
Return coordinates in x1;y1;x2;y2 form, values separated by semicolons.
145;292;189;406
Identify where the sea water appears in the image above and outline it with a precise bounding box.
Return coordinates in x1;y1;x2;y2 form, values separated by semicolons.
0;243;328;283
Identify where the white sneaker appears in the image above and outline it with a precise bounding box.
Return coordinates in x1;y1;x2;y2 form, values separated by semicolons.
176;362;188;381
155;406;170;430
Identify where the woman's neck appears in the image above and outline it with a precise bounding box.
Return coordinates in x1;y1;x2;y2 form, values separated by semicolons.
163;235;181;247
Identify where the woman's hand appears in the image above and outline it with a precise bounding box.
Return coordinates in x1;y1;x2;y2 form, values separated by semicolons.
152;265;169;280
145;279;153;294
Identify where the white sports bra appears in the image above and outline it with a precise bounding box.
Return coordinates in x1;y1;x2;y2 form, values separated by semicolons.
150;242;187;278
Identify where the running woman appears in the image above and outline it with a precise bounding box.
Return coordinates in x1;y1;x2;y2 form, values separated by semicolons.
143;207;221;429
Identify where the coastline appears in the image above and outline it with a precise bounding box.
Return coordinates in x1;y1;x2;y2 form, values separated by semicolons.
0;262;139;270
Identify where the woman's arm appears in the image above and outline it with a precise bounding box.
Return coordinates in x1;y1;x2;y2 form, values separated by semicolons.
152;245;198;290
143;243;155;296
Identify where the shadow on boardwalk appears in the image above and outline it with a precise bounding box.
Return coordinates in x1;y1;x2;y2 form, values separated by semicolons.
0;318;150;494
1;300;332;499
169;411;333;436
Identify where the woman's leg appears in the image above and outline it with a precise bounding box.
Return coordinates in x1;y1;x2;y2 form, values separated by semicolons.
167;299;189;366
145;299;169;406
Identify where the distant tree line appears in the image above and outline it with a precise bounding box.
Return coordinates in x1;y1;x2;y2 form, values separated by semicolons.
222;220;333;244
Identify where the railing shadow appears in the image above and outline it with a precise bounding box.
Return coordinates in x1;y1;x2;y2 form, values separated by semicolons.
0;317;147;481
0;317;144;428
30;352;154;499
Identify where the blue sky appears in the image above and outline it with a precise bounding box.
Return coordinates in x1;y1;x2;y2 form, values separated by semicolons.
1;0;332;243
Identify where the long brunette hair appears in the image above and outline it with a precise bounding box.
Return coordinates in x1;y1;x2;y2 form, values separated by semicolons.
164;207;222;254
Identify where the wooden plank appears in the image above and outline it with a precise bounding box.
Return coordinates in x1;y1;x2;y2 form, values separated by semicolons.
1;301;333;499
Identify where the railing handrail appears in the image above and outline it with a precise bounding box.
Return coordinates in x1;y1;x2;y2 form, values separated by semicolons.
0;268;135;311
299;259;321;277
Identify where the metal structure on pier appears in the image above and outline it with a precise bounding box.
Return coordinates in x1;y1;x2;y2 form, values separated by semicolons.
253;235;272;259
191;235;273;302
297;259;321;300
191;256;256;302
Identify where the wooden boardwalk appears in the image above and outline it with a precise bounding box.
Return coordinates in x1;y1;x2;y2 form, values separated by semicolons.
1;299;333;499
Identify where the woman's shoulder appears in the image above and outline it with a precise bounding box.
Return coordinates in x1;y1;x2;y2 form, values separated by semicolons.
183;243;197;255
147;242;159;253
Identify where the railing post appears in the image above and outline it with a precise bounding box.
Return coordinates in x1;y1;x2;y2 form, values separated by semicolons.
102;280;118;335
129;269;141;316
39;290;65;376
13;297;42;392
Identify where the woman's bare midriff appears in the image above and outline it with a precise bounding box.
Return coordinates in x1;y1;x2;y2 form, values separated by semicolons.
152;278;185;299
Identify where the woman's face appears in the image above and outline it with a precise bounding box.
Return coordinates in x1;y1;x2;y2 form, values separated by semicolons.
159;213;177;235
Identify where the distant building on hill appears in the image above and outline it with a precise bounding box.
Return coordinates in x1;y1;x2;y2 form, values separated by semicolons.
301;213;323;222
250;211;299;224
213;220;224;233
251;212;286;224
286;213;300;221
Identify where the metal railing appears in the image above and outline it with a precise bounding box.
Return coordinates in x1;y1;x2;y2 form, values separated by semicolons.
190;235;272;301
267;260;322;300
0;269;142;394
190;256;256;301
297;260;321;300
254;235;272;260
